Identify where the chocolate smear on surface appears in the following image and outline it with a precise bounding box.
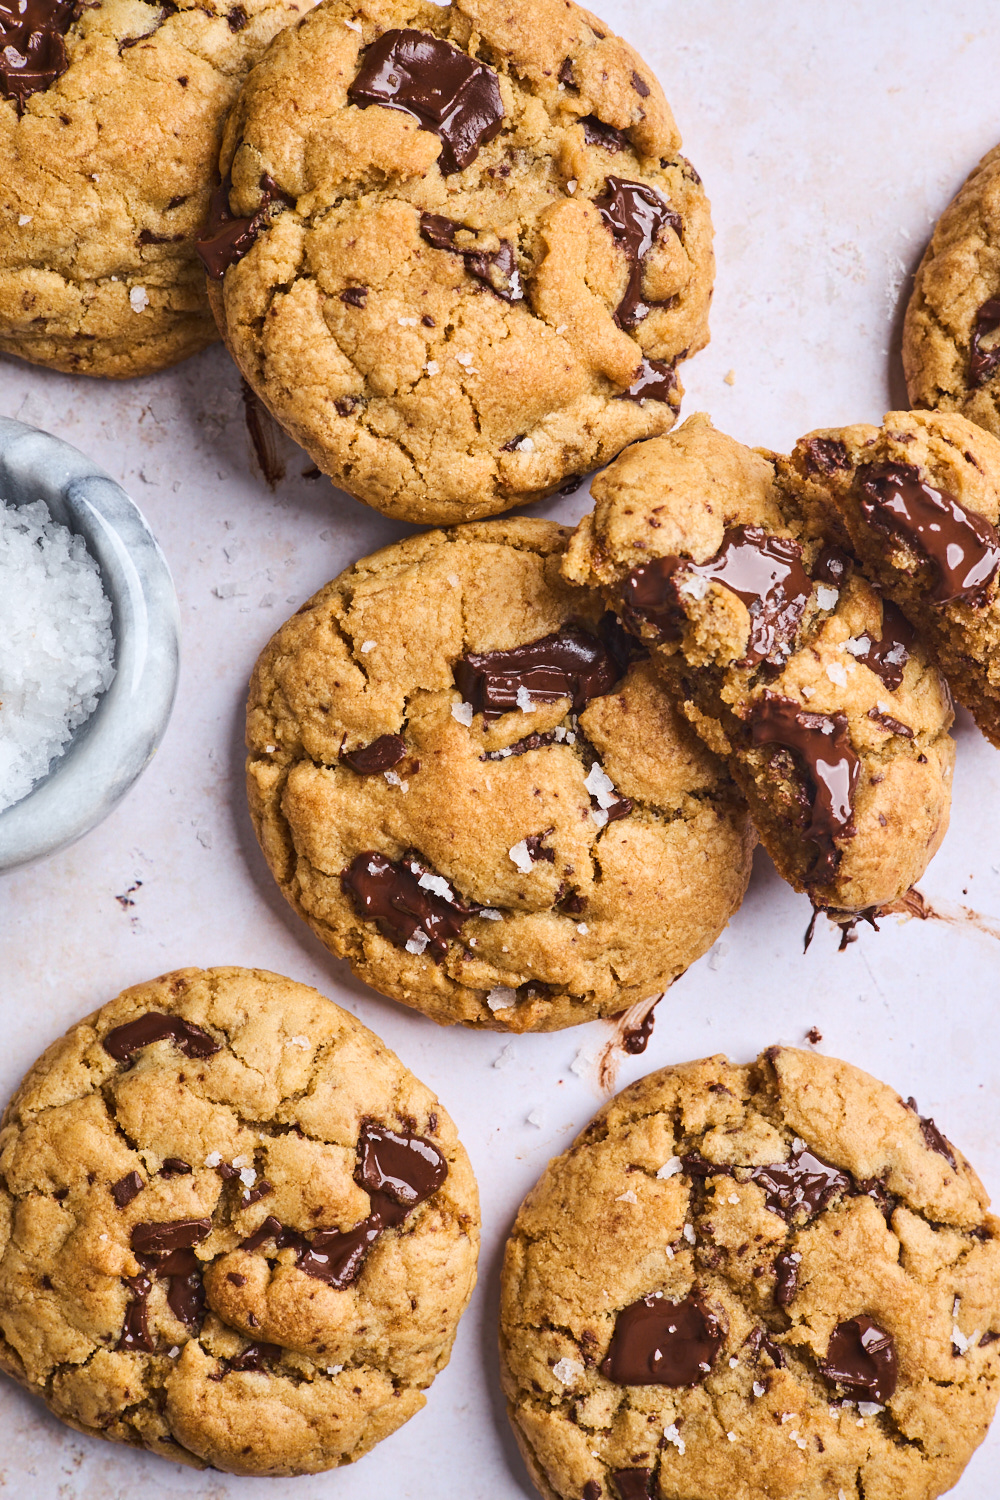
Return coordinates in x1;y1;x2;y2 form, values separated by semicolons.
157;1247;206;1328
856;461;1000;606
454;623;621;720
0;0;76;110
103;1012;219;1062
348;29;503;175
612;1471;653;1500
969;297;1000;388
620;555;683;639
618;356;679;406
820;1315;897;1402
226;1341;281;1373
595;176;681;328
749;693;859;881
582;115;627;153
849;599;914;691
342;734;407;774
598;994;662;1093
906;1097;958;1170
602;1290;722;1386
419;212;522;300
813;545;852;588
111;1170;144;1209
802;437;850;475
773;1250;800;1307
195;172;294;279
341;851;480;961
617;1005;655;1055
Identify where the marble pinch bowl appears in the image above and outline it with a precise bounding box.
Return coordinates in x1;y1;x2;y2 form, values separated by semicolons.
0;416;180;874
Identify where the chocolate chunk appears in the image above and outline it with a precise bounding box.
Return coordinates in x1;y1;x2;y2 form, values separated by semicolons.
160;1158;192;1177
137;229;184;245
745;1325;785;1368
856;461;1000;606
969;297;1000;388
601;1290;723;1386
749;1145;851;1221
557;56;574;85
355;1123;448;1207
195;172;295;280
348;29;504;175
773;1250;799;1306
227;1341;281;1372
867;707;913;738
583;1484;602;1500
481;731;558;760
630;70;650;97
679;1152;732;1178
595;176;681;329
341;850;480;961
111;1171;144;1209
749;694;859;881
979;1330;1000;1346
131;1219;211;1257
226;3;247;31
820;1316;897;1402
856;1176;896;1223
340;285;368;307
906;1098;957;1170
852;599;914;692
582;115;627;153
454;623;622;721
0;0;76;111
103;1012;220;1062
618;356;678;406
227;1271;247;1286
612;1471;653;1500
813;545;853;588
802;437;850;475
524;830;556;863
620;555;684;639
419;212;522;300
342;734;407;774
155;1246;206;1328
240;1215;292;1254
118;1275;153;1351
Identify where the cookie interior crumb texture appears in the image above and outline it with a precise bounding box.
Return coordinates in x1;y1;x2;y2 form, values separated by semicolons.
0;967;479;1475
246;517;754;1031
205;0;713;523
499;1045;1000;1500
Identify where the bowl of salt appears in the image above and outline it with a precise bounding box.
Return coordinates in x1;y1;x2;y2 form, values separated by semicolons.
0;417;179;874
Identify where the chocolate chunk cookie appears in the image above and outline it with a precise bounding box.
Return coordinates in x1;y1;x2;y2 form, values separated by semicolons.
500;1045;1000;1500
0;0;310;378
903;142;1000;440
204;0;713;523
562;413;955;917
0;967;479;1474
246;518;753;1031
789;408;1000;749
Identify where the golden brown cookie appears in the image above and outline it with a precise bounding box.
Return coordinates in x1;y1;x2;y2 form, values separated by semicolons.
202;0;713;523
0;0;311;378
0;966;479;1475
563;413;956;917
246;518;753;1031
500;1045;1000;1500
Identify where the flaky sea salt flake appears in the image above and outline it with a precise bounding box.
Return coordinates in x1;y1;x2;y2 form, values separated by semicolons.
552;1357;583;1386
815;584;838;610
509;840;533;874
129;286;149;312
516;684;535;713
405;930;429;955
452;700;474;726
663;1423;685;1455
656;1157;682;1179
487;986;516;1013
615;1189;638;1204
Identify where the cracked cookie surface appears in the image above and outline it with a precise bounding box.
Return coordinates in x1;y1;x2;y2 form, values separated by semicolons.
500;1045;1000;1500
205;0;713;524
246;517;753;1031
562;413;956;915
0;0;310;378
0;966;479;1475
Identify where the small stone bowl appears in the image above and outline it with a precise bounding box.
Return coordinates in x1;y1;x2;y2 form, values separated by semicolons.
0;417;180;873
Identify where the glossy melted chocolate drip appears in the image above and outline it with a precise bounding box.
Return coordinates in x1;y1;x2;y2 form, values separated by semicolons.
0;0;76;110
195;173;295;279
342;734;407;774
611;1471;653;1500
481;730;558;761
618;356;678;406
813;545;852;588
595;176;681;329
749;693;859;881
856;461;1000;606
618;1006;656;1055
745;1325;785;1368
820;1315;897;1402
773;1249;799;1307
419;212;522;301
969;297;1000;388
853;599;914;691
601;1290;722;1386
583;1483;602;1500
620;554;683;639
906;1097;958;1169
341;851;480;961
454;623;621;721
103;1012;220;1062
682;1145;850;1221
582;115;627;152
348;29;504;175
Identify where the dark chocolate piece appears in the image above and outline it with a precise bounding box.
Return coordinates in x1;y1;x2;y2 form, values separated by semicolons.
969;297;1000;388
749;693;859;881
856;461;1000;606
630;71;650;97
773;1249;799;1307
341;851;480;962
867;707;913;739
241;377;285;490
419;212;522;301
820;1315;897;1402
355;1123;448;1207
342;734;407;775
118;1274;153;1352
749;1146;851;1221
340;285;368;306
906;1098;957;1170
802;437;850;475
454;623;621;721
856;1176;896;1224
813;545;852;588
620;555;683;639
852;599;914;691
601;1290;722;1386
583;1484;602;1500
612;1471;653;1500
157;1246;206;1329
617;356;678;406
111;1170;144;1209
979;1330;1000;1346
524;830;556;864
598;609;648;674
195;172;295;280
582;115;627;153
103;1012;219;1062
226;1341;281;1372
693;526;810;664
595;176;681;328
0;0;76;111
481;731;558;760
745;1325;785;1368
226;4;247;31
348;29;503;175
159;1158;192;1176
131;1219;211;1257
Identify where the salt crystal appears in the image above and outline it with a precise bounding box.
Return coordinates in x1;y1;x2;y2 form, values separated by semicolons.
656;1158;682;1179
663;1423;685;1455
168;1346;180;1357
418;871;454;900
708;940;729;971
577;923;588;934
493;1044;515;1069
480;908;502;921
790;1430;806;1449
265;743;276;753
591;807;608;828
552;1357;583;1385
800;685;814;699
384;770;407;790
815;584;838;610
570;1047;594;1078
425;360;440;375
584;762;617;809
556;324;569;334
232;1155;250;1168
289;1035;310;1048
398;316;418;326
452;701;474;726
509;840;533;874
327;1363;344;1373
527;1108;544;1127
682;1224;696;1245
516;683;534;712
844;634;872;657
665;1245;674;1260
517;437;535;452
129;286;149;312
615;1189;637;1204
565;179;577;194
360;639;376;653
727;1431;737;1441
343;17;360;28
239;1166;256;1188
677;572;709;601
205;1152;222;1167
447;572;460;587
753;1381;765;1398
454;351;473;366
405;930;429;955
729;1357;738;1369
487;986;516;1012
17;214;31;226
858;1401;883;1416
826;661;848;686
728;1193;740;1204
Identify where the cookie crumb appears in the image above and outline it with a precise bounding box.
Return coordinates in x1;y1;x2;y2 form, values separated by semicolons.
724;369;736;385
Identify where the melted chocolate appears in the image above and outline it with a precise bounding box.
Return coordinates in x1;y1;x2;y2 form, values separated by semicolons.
0;0;76;111
103;1012;219;1062
612;1472;653;1500
340;285;368;307
341;851;479;961
813;545;852;588
595;176;681;328
118;1220;212;1347
693;527;810;664
195;173;294;280
227;1341;281;1372
348;29;504;175
618;356;678;406
342;734;407;775
482;731;558;760
118;1274;153;1351
907;1098;957;1170
969;297;1000;388
355;1123;448;1206
853;599;914;691
773;1250;799;1307
745;1325;785;1368
856;462;1000;606
157;1246;206;1329
132;1219;211;1257
802;437;850;475
620;555;683;639
601;1291;722;1386
454;623;621;721
868;707;913;738
620;1007;656;1055
749;694;859;881
524;830;556;863
681;1146;850;1222
419;212;522;301
598;609;648;673
582;115;627;153
820;1316;897;1402
111;1170;144;1209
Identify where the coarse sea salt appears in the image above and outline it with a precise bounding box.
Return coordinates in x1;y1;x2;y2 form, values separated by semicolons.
0;498;115;812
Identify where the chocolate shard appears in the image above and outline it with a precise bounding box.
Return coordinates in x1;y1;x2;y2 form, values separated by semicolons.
342;734;407;775
355;1123;448;1207
103;1012;220;1062
856;461;1000;606
481;730;558;760
819;1315;897;1402
851;599;914;692
111;1170;144;1209
906;1098;958;1170
595;176;681;329
157;1246;205;1329
0;0;76;111
617;356;678;406
601;1290;723;1386
867;707;913;739
348;29;504;175
341;850;480;962
195;172;295;280
773;1249;800;1306
419;212;522;301
131;1218;212;1257
969;297;1000;389
159;1158;192;1177
226;1341;281;1372
745;1325;785;1368
454;623;621;721
582;115;627;153
118;1275;153;1352
612;1471;653;1500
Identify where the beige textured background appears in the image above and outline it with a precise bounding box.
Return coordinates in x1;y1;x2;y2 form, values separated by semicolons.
1;1;999;1494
